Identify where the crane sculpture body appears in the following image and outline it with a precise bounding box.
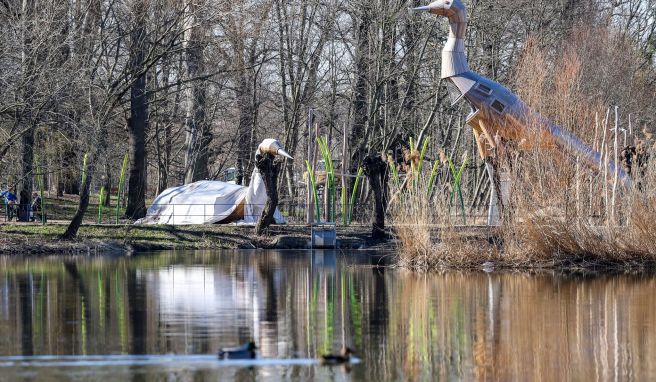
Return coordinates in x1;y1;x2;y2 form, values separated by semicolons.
414;0;630;224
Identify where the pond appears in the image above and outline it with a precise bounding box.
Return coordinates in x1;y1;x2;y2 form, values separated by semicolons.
0;250;655;381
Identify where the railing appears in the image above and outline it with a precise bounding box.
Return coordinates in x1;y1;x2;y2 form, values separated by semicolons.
1;203;45;223
0;200;494;226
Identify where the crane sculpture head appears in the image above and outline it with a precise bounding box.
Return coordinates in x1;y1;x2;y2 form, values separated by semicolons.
257;138;293;159
412;0;468;78
412;0;466;23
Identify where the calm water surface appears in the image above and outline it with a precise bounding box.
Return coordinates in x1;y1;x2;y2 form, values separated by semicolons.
0;250;655;381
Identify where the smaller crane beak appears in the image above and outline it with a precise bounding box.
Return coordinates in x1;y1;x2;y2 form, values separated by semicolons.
277;148;293;159
410;5;432;12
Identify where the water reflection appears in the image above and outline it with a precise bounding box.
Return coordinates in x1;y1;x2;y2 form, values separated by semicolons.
0;252;655;381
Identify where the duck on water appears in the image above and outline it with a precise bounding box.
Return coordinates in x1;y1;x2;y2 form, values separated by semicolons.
319;347;356;365
217;342;358;365
217;342;258;360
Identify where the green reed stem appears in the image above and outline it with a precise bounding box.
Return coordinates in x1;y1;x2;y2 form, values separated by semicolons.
115;153;129;224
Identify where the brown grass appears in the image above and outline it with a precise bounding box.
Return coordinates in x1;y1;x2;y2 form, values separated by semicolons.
504;145;656;265
389;165;502;270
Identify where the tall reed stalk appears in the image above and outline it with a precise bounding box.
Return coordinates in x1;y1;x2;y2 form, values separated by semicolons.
416;137;430;176
348;167;364;225
341;186;347;225
98;186;106;224
426;159;441;197
305;160;321;222
115;153;129;224
317;136;336;222
446;153;468;225
389;160;401;189
80;153;89;195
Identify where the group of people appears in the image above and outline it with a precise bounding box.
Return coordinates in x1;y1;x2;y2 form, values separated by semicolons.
1;188;42;222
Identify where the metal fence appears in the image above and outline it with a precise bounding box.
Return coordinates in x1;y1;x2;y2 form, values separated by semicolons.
0;201;373;225
1;199;493;226
1;203;44;223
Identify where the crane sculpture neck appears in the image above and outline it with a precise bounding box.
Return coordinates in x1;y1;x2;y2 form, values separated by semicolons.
440;0;469;78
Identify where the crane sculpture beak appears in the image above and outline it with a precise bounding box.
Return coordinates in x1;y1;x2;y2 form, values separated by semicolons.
410;5;432;12
411;1;453;14
277;148;293;159
258;138;294;159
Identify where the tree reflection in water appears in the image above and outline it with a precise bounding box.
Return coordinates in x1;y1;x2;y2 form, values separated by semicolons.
0;252;655;381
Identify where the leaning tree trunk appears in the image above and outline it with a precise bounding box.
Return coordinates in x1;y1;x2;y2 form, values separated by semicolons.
255;153;282;235
62;162;94;240
363;152;389;240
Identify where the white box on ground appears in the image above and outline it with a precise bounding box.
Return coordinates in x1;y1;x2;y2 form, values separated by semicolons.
311;225;336;248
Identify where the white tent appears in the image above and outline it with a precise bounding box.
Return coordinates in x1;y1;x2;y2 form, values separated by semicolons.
136;168;285;225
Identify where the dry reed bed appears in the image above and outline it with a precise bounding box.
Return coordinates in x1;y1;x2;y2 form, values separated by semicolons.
391;137;656;271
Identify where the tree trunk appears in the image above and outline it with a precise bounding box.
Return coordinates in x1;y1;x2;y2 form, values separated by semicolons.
363;152;388;240
58;148;79;195
62;162;94;240
183;82;211;183
125;117;147;219
18;0;37;209
183;4;211;183
19;125;34;211
124;1;148;220
402;1;420;134
236;71;255;186
17;188;30;221
349;3;371;172
255;153;282;235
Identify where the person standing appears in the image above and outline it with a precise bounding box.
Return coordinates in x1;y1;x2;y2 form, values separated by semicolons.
31;191;42;222
1;188;18;221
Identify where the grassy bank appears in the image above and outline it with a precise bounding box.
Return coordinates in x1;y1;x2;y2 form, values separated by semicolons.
0;223;385;255
0;224;248;254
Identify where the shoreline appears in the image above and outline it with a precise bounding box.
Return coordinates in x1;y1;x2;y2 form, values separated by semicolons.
2;223;655;272
0;223;390;256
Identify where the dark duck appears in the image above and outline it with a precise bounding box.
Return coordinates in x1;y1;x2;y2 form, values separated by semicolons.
320;347;355;365
217;342;258;360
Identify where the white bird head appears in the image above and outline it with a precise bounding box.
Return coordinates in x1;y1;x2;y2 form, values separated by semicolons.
257;139;293;159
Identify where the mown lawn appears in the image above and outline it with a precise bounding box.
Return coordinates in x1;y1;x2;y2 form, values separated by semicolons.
0;223;251;250
1;193;133;223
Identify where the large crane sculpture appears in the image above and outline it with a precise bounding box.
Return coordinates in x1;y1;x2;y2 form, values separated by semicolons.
138;139;292;225
413;0;630;224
